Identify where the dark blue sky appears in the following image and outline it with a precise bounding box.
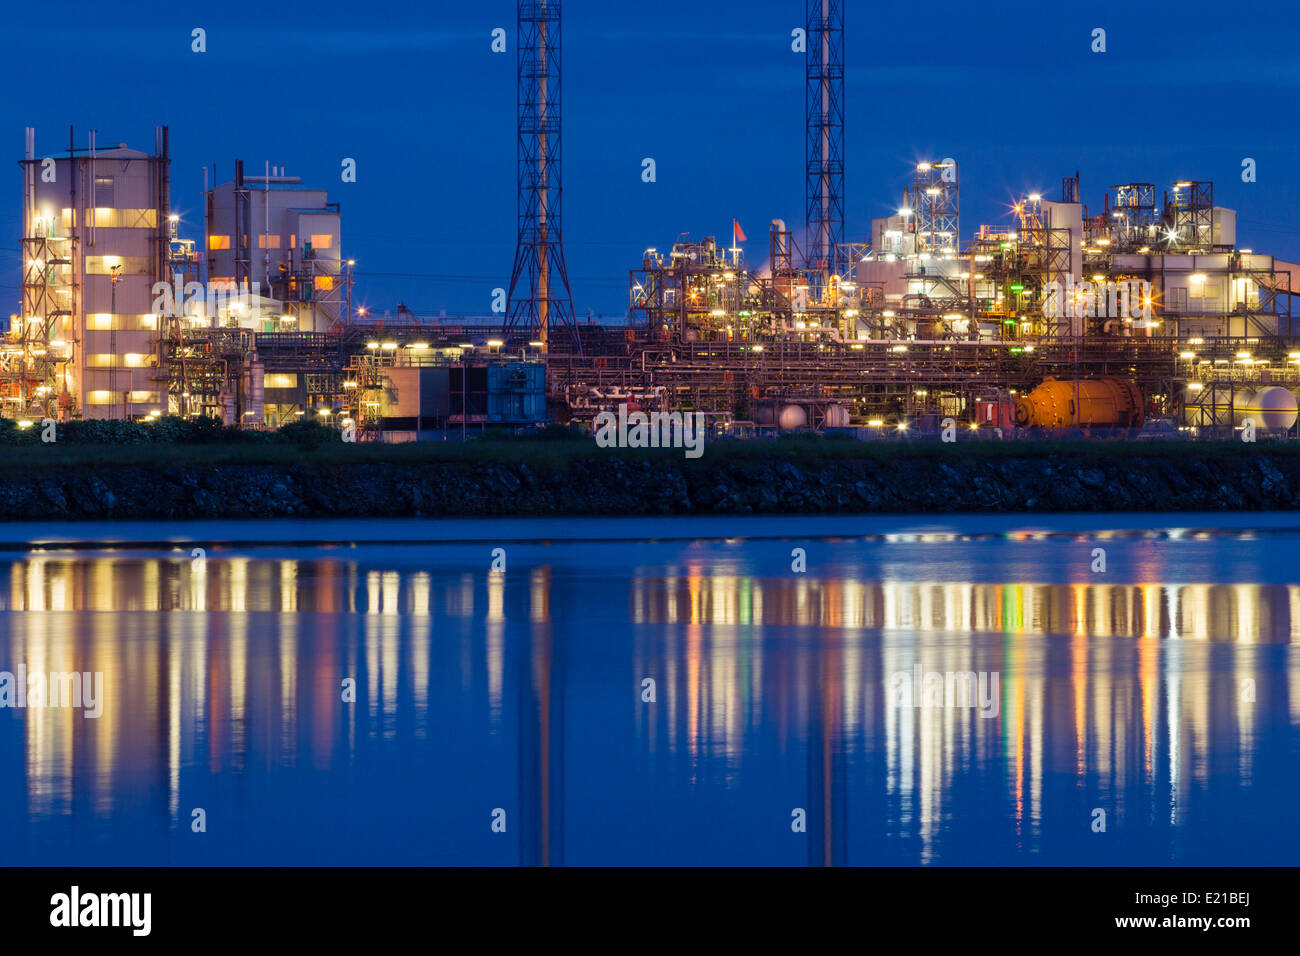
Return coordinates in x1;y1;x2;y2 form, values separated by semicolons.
3;0;1298;320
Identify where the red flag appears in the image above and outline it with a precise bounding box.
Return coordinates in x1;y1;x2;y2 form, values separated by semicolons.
733;219;747;243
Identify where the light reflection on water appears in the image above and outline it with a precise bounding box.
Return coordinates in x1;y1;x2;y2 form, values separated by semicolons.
11;555;1300;643
1;527;1298;865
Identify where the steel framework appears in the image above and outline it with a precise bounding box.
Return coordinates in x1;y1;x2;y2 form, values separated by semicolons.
1168;180;1214;249
905;161;959;256
16;232;74;419
1111;183;1157;251
805;0;844;276
504;0;581;353
544;335;1182;428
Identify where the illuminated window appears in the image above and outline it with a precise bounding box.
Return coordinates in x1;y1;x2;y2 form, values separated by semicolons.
258;235;282;249
265;373;298;389
129;391;157;403
93;176;113;207
208;235;231;250
81;208;157;228
86;314;160;331
308;234;333;250
314;276;334;291
89;352;159;369
86;390;114;405
122;209;157;228
208;277;237;291
85;256;147;275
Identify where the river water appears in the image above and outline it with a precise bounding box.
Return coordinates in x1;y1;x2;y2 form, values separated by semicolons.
1;514;1297;866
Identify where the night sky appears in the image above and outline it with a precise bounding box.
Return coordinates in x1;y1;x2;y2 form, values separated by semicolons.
2;0;1297;320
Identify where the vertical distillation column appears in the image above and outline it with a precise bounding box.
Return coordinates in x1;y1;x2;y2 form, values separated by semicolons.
504;0;581;354
805;0;844;282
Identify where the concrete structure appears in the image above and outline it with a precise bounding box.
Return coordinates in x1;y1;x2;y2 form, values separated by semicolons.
204;161;345;333
11;127;172;421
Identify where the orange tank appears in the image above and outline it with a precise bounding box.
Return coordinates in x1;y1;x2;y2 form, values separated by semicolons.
1013;377;1143;428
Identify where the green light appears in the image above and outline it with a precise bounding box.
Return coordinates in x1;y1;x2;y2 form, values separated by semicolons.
1009;347;1023;354
1009;284;1024;292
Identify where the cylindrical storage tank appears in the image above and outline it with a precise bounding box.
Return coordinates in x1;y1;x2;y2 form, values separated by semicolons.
218;388;236;427
247;357;265;426
823;404;851;428
1290;388;1300;419
1013;377;1143;428
778;404;808;431
1236;385;1297;429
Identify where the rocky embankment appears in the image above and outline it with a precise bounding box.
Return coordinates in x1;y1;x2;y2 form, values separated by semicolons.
1;450;1298;520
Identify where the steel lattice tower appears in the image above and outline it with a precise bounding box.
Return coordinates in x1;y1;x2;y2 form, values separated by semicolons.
504;0;581;353
805;0;844;272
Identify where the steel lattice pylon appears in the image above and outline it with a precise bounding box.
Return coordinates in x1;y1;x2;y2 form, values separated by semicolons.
805;0;844;273
504;0;581;354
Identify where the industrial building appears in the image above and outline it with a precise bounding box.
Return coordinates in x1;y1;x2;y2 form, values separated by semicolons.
10;127;177;421
204;161;345;333
6;128;545;433
580;167;1298;434
8;2;1300;438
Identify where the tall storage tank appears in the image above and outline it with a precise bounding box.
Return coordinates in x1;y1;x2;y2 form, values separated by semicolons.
1042;200;1084;333
218;388;236;426
1213;207;1236;247
247;357;265;426
1013;377;1143;428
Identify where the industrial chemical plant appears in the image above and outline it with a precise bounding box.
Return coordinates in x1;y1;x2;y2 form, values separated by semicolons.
7;0;1300;440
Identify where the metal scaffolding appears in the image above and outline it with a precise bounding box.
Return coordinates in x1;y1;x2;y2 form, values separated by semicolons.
503;0;581;354
805;0;844;279
905;160;959;257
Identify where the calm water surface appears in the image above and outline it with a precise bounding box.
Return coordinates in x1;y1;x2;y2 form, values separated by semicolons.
1;514;1298;866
